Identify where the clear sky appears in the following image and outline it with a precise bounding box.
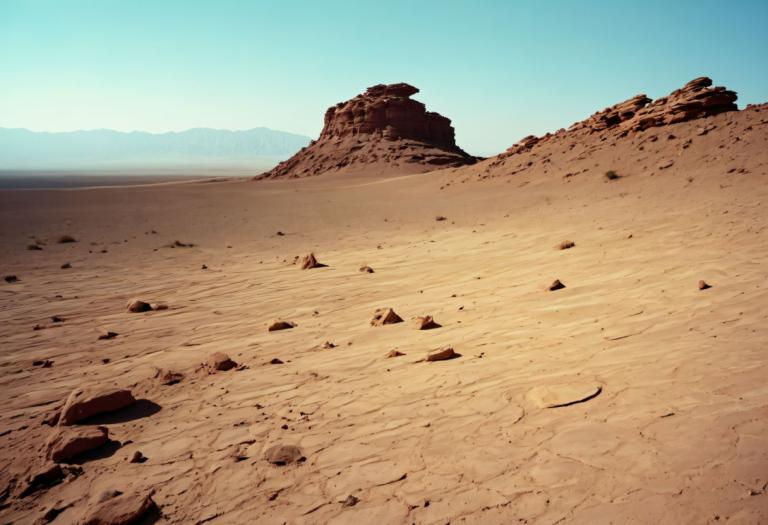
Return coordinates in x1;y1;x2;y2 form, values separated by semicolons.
2;0;767;156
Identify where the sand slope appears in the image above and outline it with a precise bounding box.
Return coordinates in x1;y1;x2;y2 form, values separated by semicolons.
1;106;767;524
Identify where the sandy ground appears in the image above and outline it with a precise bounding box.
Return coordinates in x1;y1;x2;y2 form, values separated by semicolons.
1;107;768;524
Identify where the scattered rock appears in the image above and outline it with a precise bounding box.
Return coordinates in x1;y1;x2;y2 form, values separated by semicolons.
32;359;53;368
81;491;157;525
558;240;575;250
59;387;136;425
45;425;109;462
60;262;71;269
342;495;359;507
50;315;64;323
698;280;712;290
435;215;447;221
268;320;296;331
268;358;284;365
658;160;674;170
201;264;208;270
386;350;405;358
208;352;237;371
4;274;19;283
370;308;404;326
359;265;375;273
155;368;184;385
57;235;77;244
426;347;458;362
264;444;305;466
413;315;441;330
27;243;43;251
98;331;119;340
126;299;153;313
129;451;146;463
321;341;337;349
276;231;285;236
548;279;566;291
299;253;325;269
168;240;194;248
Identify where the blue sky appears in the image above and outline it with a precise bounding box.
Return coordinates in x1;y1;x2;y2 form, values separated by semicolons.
2;0;767;155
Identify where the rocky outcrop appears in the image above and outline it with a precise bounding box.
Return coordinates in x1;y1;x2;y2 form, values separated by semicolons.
259;83;476;179
498;77;738;161
571;77;737;136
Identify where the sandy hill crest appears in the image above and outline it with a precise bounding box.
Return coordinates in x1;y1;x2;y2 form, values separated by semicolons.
258;83;477;179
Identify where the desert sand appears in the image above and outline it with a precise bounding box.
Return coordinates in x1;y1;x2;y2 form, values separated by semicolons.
2;88;768;523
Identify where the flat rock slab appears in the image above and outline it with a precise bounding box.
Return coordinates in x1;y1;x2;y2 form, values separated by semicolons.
46;426;109;463
527;383;603;409
81;491;156;525
60;388;136;425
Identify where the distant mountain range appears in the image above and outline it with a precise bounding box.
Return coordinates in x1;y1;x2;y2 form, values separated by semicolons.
0;127;312;169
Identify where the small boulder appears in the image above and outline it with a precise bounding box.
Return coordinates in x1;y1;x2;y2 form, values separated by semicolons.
268;358;284;365
59;387;136;425
413;316;441;330
435;215;447;221
61;262;72;269
386;350;405;358
46;426;109;462
370;308;404;326
268;320;296;331
208;352;237;371
557;240;575;250
155;368;184;385
547;279;566;291
81;491;157;525
426;347;458;362
27;243;43;251
129;451;146;463
264;444;305;466
98;331;119;340
126;300;152;313
698;280;712;290
299;253;325;269
4;275;19;283
359;266;374;273
57;235;77;244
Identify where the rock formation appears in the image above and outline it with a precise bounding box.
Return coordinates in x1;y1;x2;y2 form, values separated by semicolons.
497;77;738;162
259;83;476;179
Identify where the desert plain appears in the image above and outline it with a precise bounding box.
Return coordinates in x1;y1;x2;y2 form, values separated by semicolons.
1;81;768;524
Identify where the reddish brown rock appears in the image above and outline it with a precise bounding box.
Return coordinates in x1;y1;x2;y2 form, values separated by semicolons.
81;491;156;525
155;368;184;385
370;308;404;326
264;444;305;466
126;299;152;313
426;347;458;362
386;350;405;358
259;83;476;179
359;265;375;273
59;387;136;425
299;253;324;269
18;462;65;497
698;280;712;290
46;426;109;462
268;320;296;331
558;240;576;250
208;352;237;371
413;316;441;330
548;279;566;291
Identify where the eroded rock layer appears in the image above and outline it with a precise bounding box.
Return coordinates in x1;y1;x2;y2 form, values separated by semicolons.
259;83;476;179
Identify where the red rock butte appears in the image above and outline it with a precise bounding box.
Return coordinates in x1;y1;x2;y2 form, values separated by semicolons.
259;83;477;179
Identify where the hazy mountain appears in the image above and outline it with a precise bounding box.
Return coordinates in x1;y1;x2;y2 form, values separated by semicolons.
0;127;312;169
